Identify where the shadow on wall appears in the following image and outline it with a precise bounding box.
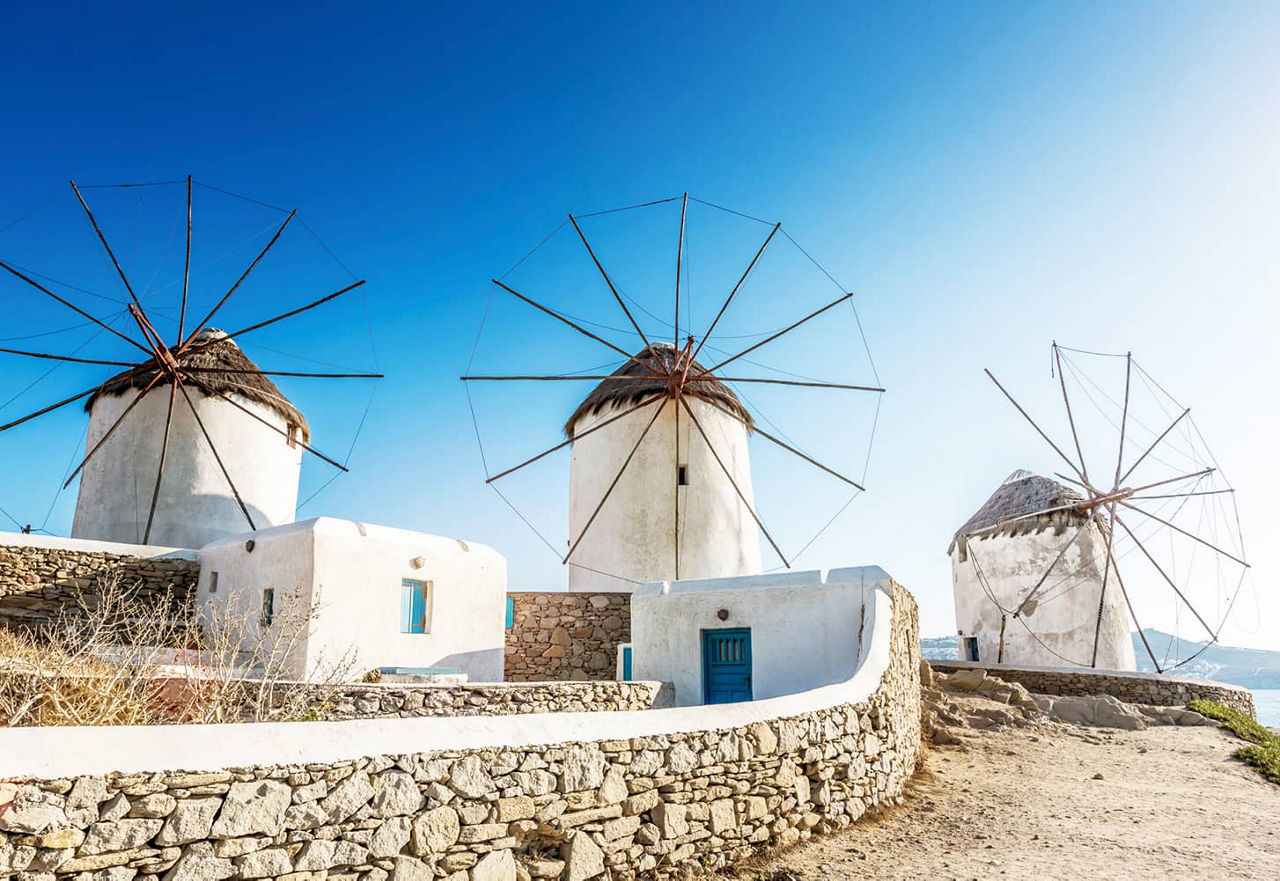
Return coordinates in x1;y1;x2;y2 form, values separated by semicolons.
430;648;505;682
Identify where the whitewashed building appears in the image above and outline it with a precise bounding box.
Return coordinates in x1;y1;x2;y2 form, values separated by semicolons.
196;518;508;682
949;470;1136;671
566;343;762;592
72;330;304;549
630;567;889;706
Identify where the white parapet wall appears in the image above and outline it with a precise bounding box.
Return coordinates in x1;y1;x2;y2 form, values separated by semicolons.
197;517;507;682
631;567;882;706
0;577;920;880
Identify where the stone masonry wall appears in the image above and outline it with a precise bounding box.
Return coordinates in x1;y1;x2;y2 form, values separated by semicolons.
504;592;630;682
0;544;198;631
0;583;921;881
929;660;1256;717
257;680;669;721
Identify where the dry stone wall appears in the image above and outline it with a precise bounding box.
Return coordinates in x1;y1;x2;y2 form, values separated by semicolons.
0;583;921;881
0;543;198;631
929;660;1255;717
504;592;630;682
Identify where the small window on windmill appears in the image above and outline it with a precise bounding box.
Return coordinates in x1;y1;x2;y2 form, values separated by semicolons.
261;589;275;627
286;422;298;449
677;464;689;486
209;571;219;594
961;636;979;662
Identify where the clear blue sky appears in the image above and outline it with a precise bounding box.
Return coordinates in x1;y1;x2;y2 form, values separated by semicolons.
1;2;1277;649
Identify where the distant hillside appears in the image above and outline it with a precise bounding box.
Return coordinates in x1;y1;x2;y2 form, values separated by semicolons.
921;631;1280;690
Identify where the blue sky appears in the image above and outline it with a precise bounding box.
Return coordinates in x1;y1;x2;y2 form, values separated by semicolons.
1;2;1277;649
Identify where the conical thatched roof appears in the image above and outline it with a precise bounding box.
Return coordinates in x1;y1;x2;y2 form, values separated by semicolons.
949;469;1098;555
564;342;753;439
87;329;309;441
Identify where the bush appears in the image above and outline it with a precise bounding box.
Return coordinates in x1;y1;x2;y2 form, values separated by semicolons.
1188;699;1280;786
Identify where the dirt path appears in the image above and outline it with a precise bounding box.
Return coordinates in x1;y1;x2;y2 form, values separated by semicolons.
743;723;1280;880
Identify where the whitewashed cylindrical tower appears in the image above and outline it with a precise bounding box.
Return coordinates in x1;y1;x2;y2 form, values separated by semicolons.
71;329;306;549
948;470;1137;671
566;343;763;592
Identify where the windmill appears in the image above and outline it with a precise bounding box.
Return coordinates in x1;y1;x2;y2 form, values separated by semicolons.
0;177;380;547
950;343;1249;672
464;193;882;590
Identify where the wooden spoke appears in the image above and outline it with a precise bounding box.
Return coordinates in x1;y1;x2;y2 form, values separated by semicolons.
1112;352;1132;488
176;176;193;345
717;377;884;392
698;396;865;490
696;292;853;379
0;384;105;433
182;374;348;472
689;221;781;365
142;382;179;544
988;369;1089;484
176;380;257;532
1089;503;1120;668
1129;488;1234;501
681;396;789;567
1118;407;1191;485
0;259;154;356
568;214;653;353
563;398;667;564
674;192;687;350
183;209;297;350
1010;519;1091;617
184;367;383;379
0;348;135;367
214;280;365;343
486;392;666;484
70;180;144;311
462;374;630;382
1054;343;1089;483
1118;500;1248;567
1108;538;1163;674
490;279;662;376
62;376;164;488
1125;468;1214;496
1114;514;1218;641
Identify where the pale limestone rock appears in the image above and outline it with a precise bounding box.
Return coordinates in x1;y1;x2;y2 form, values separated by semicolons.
80;819;164;855
0;842;35;873
210;782;290;839
128;794;176;819
98;794;130;822
708;800;736;835
292;840;336;871
601;816;640;841
595;768;626;806
388;857;432;881
447;757;494;800
494;797;534;823
291;783;327;805
66;779;109;826
321;772;374;823
470;849;515;881
409;806;459;855
236;848;292;880
525;858;564;879
664;743;697;774
161;842;236;881
457;824;505;844
368;772;422;819
0;795;67;835
211;837;270;858
628;751;662;778
367;816;411;859
558;747;605;794
282;802;328;832
332;841;368;867
622;791;659;817
651;803;687;839
560;831;604;881
20;827;84;849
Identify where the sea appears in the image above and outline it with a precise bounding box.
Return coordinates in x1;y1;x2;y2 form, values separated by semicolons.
1253;689;1280;729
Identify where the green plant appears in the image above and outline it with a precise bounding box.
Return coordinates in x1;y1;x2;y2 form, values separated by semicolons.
1188;699;1280;786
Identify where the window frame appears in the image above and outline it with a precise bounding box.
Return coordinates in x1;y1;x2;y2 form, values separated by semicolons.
400;579;433;634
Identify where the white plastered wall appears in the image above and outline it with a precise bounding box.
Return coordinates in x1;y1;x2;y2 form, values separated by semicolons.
631;567;882;706
567;397;762;592
72;386;302;550
950;525;1137;671
197;518;507;681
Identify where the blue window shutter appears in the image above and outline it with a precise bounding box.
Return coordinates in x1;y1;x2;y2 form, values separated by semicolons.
505;596;515;629
622;647;632;681
399;583;413;634
411;586;427;633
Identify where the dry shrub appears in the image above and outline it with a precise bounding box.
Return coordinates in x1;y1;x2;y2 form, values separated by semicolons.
0;572;357;726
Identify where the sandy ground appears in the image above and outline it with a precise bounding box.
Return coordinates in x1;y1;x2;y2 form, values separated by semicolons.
741;723;1280;880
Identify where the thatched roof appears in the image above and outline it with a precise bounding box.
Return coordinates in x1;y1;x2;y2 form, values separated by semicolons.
87;329;309;441
564;343;753;438
949;470;1100;555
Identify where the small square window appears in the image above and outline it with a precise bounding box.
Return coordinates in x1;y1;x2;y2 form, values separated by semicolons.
261;589;275;627
209;571;219;594
400;579;432;634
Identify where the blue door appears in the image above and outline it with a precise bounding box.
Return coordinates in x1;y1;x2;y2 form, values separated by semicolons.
702;628;752;704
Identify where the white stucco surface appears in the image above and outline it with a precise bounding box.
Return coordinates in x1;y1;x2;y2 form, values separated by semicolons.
631;567;882;706
567;398;762;592
0;530;195;560
951;526;1137;670
0;571;898;779
72;385;302;549
197;518;507;681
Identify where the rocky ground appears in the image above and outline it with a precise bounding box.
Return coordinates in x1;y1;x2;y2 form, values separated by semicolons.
737;666;1280;880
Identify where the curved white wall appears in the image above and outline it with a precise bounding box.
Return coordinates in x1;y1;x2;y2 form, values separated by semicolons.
951;525;1137;671
72;386;302;550
567;398;762;591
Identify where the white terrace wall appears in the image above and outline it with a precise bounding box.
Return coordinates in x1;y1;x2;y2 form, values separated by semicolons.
632;568;877;706
198;519;507;682
0;580;920;881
